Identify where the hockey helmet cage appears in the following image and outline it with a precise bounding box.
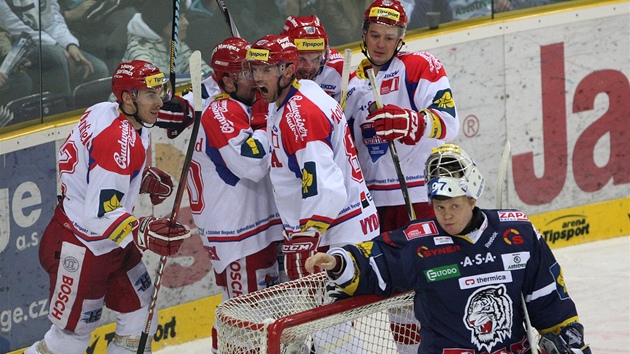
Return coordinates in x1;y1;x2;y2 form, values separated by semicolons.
363;0;408;33
112;60;171;103
425;144;485;200
281;15;328;54
245;34;299;70
211;37;251;80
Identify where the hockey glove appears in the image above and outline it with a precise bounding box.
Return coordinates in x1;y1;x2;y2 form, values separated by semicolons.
325;280;351;303
282;229;321;280
365;104;426;145
539;322;591;354
156;95;194;139
140;167;173;205
250;98;269;130
133;217;190;256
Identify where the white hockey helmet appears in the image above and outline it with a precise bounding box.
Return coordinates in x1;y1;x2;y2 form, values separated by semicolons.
424;144;485;201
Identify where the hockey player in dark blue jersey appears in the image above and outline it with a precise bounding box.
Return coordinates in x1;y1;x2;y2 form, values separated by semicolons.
306;143;591;354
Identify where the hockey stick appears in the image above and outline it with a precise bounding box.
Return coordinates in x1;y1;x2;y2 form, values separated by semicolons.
215;0;241;38
495;140;539;353
339;48;353;110
168;0;181;91
136;51;203;354
366;68;416;221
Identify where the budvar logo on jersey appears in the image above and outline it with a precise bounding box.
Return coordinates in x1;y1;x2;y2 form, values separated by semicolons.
404;221;438;240
114;120;136;169
498;211;529;222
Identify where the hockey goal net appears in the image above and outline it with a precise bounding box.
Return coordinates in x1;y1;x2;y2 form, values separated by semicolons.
215;272;416;353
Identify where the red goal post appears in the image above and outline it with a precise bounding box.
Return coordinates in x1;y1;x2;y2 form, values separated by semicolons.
215;272;416;353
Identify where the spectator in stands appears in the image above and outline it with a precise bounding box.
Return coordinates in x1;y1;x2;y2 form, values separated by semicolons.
185;0;232;64
307;143;592;354
0;24;32;106
406;0;454;30
315;0;372;46
449;0;512;20
0;0;109;99
60;0;138;73
510;0;573;10
122;0;212;82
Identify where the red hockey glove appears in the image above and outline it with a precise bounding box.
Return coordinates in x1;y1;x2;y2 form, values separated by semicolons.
250;98;269;130
133;217;190;256
156;95;194;139
282;229;321;280
365;104;426;145
539;323;591;354
140;167;173;205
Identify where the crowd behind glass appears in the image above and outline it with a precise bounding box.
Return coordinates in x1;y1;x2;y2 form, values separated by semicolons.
0;0;574;131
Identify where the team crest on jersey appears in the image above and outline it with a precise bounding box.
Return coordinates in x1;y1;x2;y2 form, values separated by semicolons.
429;88;456;122
404;221;438;240
498;211;529;222
463;284;513;352
98;189;124;217
301;161;318;198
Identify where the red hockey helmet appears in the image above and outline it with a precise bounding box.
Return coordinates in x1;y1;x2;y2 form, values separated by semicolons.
211;37;251;80
281;15;328;54
244;34;299;70
112;60;170;103
363;0;408;31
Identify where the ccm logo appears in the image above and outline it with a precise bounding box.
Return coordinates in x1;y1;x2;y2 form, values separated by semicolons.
282;242;315;252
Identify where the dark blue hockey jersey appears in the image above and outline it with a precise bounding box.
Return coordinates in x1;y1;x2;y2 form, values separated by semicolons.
329;208;581;354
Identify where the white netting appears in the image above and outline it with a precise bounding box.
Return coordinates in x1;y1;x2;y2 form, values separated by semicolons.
215;272;416;353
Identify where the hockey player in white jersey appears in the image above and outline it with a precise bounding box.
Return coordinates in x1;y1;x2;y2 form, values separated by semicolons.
26;60;191;354
186;37;285;353
343;1;460;351
307;143;592;354
243;32;379;354
281;15;345;102
344;0;460;232
245;34;380;281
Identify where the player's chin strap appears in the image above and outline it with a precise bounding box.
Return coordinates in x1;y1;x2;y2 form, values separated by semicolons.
277;65;296;95
360;38;405;68
119;101;156;129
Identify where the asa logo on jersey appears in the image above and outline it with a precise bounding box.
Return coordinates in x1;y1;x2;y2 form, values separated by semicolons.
404;221;438;240
498;211;529;222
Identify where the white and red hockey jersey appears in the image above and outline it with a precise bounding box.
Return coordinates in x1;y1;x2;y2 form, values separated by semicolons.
314;48;344;102
344;53;460;207
187;95;284;273
267;79;380;247
58;102;149;256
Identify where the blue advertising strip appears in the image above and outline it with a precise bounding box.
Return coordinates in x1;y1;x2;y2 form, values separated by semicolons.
0;142;58;352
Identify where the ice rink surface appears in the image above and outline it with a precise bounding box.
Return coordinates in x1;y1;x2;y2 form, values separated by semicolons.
156;236;630;353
